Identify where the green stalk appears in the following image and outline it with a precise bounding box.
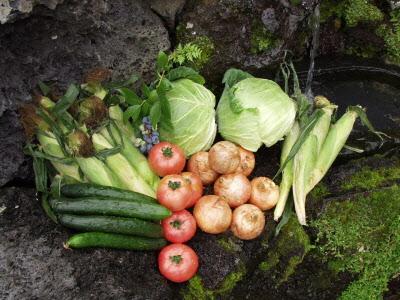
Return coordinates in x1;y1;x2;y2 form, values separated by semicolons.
274;122;300;221
292;104;336;225
306;109;359;193
101;124;160;190
37;132;82;182
92;133;156;197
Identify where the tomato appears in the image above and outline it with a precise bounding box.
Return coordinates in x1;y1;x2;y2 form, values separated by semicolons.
157;175;191;211
162;210;197;243
182;172;203;208
148;142;186;177
158;244;199;283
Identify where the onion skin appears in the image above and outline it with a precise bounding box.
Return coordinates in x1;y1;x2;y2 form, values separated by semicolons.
235;147;255;176
209;141;240;174
193;195;232;234
249;177;280;211
231;204;265;240
214;173;251;208
187;152;219;185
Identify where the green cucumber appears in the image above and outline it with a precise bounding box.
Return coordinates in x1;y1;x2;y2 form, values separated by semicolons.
65;232;166;250
60;183;157;203
50;197;171;221
58;214;163;238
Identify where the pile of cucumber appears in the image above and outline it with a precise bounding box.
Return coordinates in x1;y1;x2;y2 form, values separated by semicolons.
49;183;171;250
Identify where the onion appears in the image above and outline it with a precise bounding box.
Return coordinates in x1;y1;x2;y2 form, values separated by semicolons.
249;177;279;211
231;204;265;240
187;152;219;185
235;147;255;176
214;173;251;208
193;195;232;234
208;141;240;174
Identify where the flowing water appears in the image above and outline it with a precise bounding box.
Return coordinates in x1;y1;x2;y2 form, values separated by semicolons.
305;4;320;101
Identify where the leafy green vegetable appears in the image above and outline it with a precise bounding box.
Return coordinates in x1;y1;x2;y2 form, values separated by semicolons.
159;79;217;156
217;68;297;151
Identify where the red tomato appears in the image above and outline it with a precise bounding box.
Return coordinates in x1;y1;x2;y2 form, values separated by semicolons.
182;172;203;208
158;244;199;283
148;142;186;177
162;210;197;243
157;175;191;211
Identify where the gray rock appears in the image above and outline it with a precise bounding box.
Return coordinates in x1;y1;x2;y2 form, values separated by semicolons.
0;110;28;187
261;8;279;33
150;0;186;29
0;0;170;114
176;0;318;85
0;0;64;24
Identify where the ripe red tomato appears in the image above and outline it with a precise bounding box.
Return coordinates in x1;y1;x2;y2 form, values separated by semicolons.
182;172;203;208
148;142;186;177
162;210;197;243
157;175;191;211
158;244;199;283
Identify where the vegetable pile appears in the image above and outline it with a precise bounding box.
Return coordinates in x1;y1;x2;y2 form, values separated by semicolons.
20;50;381;284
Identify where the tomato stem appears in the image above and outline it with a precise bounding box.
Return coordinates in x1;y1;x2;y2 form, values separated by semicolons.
170;219;182;229
168;180;181;190
170;255;183;264
162;147;173;158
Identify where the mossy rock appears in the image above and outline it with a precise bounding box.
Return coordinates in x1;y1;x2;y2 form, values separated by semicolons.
311;185;400;299
258;216;311;285
319;1;400;64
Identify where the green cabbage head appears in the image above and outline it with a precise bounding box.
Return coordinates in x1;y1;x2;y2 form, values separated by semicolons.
217;69;297;151
159;79;217;157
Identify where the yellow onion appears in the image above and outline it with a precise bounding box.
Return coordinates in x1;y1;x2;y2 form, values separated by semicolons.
235;147;255;176
193;195;232;234
231;204;265;240
214;173;251;208
249;177;279;211
187;152;219;185
208;141;240;174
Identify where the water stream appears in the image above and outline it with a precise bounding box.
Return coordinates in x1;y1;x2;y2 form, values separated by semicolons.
305;4;320;101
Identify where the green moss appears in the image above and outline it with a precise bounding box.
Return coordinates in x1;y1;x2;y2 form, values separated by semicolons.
341;164;400;191
182;264;246;299
311;185;400;299
290;0;301;6
183;276;213;300
376;9;400;65
214;264;246;296
258;216;311;284
320;0;383;27
250;21;277;54
344;0;383;27
344;44;380;59
216;236;242;253
309;182;329;200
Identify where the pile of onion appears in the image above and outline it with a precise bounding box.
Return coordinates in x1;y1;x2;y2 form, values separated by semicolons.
188;140;279;240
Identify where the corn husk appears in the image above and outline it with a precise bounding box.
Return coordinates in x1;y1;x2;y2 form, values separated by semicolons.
292;103;336;225
274;121;300;221
306;109;358;193
92;133;156;197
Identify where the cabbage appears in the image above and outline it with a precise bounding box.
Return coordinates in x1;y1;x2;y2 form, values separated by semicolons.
159;79;217;156
216;69;297;152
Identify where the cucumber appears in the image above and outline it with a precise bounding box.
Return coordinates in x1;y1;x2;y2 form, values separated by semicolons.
65;232;166;250
58;214;163;238
50;197;171;221
60;183;157;204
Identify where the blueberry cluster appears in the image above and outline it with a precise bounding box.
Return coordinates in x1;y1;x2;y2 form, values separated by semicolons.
136;116;160;154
